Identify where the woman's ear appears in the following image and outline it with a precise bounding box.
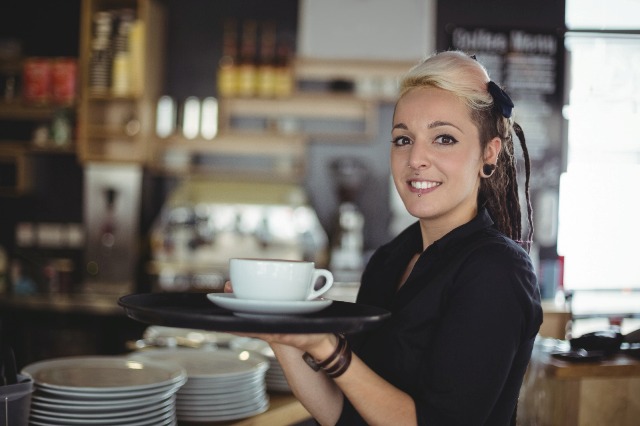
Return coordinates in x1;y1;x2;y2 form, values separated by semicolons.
484;137;502;164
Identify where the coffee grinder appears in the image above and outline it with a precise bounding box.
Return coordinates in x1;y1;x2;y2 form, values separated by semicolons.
328;158;367;282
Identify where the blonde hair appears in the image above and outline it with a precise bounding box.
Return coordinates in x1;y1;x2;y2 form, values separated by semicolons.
398;50;533;250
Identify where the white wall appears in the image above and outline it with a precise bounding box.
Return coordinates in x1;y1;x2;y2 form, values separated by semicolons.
297;0;435;60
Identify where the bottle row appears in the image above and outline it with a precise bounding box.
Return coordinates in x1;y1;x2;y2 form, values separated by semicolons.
217;19;295;99
88;8;144;97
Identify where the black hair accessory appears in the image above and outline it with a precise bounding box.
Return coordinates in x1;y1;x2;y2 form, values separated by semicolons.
487;81;514;118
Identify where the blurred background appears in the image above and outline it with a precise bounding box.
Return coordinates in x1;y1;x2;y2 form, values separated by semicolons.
0;0;638;369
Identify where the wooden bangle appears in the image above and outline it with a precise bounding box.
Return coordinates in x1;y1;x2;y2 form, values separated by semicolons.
302;333;346;372
324;340;352;379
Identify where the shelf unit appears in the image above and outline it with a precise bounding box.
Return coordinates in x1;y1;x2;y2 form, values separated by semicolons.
0;102;76;195
218;93;378;140
74;0;415;180
152;57;414;180
0;102;58;121
151;131;307;182
76;0;166;163
0;142;31;196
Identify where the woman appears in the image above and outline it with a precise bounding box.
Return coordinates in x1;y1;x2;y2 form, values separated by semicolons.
227;50;542;425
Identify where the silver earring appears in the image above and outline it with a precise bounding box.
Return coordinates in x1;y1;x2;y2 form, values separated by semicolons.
482;163;496;177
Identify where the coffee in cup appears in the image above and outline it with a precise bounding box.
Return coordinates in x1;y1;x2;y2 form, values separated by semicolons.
229;258;334;301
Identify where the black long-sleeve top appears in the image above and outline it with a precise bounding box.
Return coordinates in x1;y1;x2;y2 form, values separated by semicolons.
336;208;542;425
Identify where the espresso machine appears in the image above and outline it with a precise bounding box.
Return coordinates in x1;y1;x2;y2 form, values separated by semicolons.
328;158;367;283
147;179;329;293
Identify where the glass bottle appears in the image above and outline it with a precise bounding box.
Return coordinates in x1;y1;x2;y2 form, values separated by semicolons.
237;20;258;98
274;36;294;98
217;19;238;98
257;21;276;98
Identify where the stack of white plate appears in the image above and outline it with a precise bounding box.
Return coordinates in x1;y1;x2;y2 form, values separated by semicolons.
140;326;236;349
230;337;292;393
21;356;186;426
129;347;270;423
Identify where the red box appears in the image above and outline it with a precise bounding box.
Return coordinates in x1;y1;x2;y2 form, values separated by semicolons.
51;58;78;105
22;57;52;105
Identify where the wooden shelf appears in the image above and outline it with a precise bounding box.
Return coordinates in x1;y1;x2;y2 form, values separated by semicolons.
294;56;417;81
157;131;307;157
221;93;374;120
77;0;166;164
219;94;378;139
0;102;59;121
151;132;306;182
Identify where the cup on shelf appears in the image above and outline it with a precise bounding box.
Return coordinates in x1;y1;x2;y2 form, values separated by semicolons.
229;258;334;302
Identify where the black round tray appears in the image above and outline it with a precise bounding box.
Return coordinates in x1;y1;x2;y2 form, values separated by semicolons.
118;292;391;334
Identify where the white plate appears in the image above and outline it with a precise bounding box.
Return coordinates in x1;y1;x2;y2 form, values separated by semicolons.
229;337;276;358
22;356;186;392
29;415;176;426
143;326;236;347
31;392;176;411
178;386;265;403
29;408;176;426
177;399;269;422
30;396;174;419
177;391;266;411
128;348;268;379
207;293;333;316
29;402;174;425
35;381;180;400
180;377;265;394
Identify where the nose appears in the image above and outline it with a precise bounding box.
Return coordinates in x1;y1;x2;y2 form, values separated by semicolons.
407;144;431;170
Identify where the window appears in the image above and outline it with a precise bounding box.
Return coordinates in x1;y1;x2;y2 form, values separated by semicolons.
558;1;640;325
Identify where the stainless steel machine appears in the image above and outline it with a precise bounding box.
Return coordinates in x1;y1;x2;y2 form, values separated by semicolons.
83;163;142;295
147;179;329;293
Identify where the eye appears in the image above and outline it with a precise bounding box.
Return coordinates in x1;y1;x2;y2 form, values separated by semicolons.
391;135;412;147
434;134;458;145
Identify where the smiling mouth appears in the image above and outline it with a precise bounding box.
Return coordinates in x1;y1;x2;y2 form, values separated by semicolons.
410;180;441;190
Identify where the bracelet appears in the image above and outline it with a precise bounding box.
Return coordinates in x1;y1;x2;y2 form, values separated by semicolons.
324;340;352;379
302;333;346;372
302;333;352;379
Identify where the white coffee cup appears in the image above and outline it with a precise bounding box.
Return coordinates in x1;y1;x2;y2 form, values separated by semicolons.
229;258;334;302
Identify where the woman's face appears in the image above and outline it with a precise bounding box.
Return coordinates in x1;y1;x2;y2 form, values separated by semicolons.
391;86;487;229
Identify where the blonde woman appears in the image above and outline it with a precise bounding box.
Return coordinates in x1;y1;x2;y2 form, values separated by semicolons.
227;50;542;425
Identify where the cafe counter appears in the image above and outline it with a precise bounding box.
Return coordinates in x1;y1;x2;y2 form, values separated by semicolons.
518;339;640;426
179;393;311;426
0;292;146;369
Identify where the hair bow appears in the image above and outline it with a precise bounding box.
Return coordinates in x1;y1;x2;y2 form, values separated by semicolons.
487;81;514;118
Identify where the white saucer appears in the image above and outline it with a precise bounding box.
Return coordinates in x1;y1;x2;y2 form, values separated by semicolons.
207;293;332;316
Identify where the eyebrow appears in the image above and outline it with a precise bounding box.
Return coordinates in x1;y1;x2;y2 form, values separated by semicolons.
392;120;464;132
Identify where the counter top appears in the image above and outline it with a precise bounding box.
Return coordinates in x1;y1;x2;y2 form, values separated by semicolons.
545;353;640;379
0;293;125;316
179;393;311;426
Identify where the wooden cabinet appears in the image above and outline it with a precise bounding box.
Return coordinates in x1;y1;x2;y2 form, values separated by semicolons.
519;350;640;426
76;0;166;163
